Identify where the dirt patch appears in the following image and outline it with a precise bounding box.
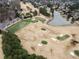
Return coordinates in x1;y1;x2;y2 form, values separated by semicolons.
16;22;79;59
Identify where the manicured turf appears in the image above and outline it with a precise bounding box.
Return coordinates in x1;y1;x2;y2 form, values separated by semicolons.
6;19;33;33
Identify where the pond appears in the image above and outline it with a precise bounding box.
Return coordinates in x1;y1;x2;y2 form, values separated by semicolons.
48;11;72;26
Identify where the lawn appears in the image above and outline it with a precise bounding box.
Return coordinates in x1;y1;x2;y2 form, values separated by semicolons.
6;19;33;33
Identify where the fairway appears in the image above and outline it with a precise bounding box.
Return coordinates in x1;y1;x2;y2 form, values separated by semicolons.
6;19;33;33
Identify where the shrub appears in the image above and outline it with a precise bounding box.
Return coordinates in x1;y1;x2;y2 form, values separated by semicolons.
41;40;48;45
56;34;70;41
41;28;46;31
74;50;79;56
15;12;21;18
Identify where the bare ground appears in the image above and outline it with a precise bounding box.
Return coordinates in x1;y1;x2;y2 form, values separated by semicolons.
16;22;79;59
0;2;78;59
0;35;4;59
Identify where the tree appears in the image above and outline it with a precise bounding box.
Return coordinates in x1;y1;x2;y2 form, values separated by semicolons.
1;31;46;59
39;7;50;17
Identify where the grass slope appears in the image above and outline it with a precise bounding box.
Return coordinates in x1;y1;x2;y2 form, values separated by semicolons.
6;19;33;33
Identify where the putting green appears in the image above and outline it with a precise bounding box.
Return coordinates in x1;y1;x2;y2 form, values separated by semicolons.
6;19;33;33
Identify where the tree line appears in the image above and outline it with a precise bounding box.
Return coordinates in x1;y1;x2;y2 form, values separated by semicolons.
0;30;46;59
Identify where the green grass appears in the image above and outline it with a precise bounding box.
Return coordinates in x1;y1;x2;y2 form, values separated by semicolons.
56;34;70;41
6;19;33;33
